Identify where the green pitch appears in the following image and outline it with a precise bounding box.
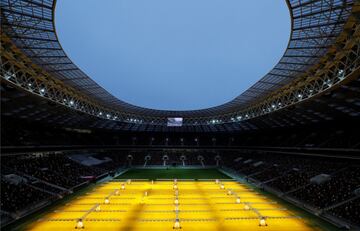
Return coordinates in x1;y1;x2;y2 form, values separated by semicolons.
115;168;230;180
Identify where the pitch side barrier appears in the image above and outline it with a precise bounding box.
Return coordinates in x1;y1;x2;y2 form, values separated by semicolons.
111;179;148;182
132;165;217;169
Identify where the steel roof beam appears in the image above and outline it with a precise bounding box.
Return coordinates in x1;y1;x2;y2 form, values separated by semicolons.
1;8;52;22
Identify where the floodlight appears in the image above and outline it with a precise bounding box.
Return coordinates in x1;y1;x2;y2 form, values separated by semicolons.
173;218;181;229
174;198;179;205
259;217;267;226
76;219;84;229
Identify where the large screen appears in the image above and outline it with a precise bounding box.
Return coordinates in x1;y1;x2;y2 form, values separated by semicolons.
167;117;183;127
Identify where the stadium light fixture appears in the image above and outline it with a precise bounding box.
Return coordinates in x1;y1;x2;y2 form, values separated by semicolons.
4;72;14;80
259;217;267;226
338;69;345;79
173;218;181;229
75;219;84;229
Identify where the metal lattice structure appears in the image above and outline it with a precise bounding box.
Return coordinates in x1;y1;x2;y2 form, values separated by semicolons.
0;0;359;127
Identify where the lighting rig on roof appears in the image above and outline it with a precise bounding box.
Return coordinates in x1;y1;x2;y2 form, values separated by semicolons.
1;0;359;128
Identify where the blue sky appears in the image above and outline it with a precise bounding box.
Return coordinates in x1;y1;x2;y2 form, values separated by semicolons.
56;0;290;110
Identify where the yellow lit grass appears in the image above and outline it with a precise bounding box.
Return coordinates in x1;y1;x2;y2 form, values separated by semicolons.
27;181;319;231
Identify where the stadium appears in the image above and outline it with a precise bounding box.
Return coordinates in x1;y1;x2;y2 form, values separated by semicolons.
1;0;360;230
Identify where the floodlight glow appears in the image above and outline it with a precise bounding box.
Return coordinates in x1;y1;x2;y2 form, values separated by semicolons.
259;217;267;226
174;198;179;205
76;219;84;229
173;219;181;229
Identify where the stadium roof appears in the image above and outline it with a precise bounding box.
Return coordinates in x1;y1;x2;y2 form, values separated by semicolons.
1;0;359;129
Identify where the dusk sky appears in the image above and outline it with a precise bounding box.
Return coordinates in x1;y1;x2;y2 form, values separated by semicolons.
56;0;290;110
